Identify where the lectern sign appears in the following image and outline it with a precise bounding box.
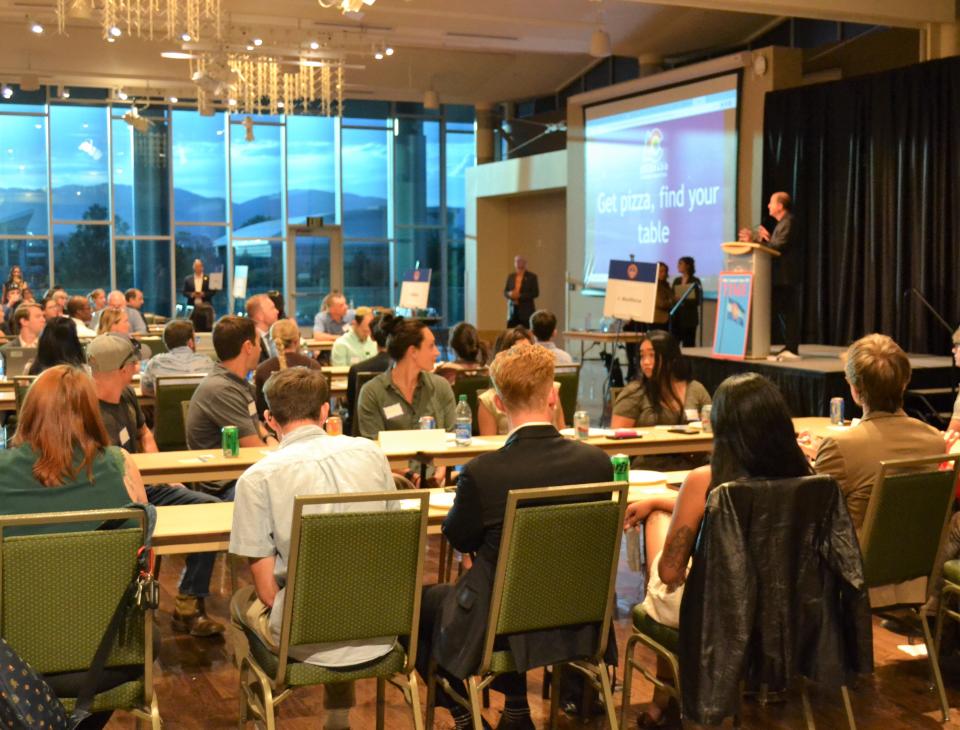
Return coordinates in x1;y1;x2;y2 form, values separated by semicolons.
399;269;431;310
603;260;659;322
712;272;753;359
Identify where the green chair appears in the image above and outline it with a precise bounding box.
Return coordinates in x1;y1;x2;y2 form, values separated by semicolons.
12;375;35;415
451;372;491;434
153;374;205;451
351;370;386;436
0;508;159;727
620;604;681;730
232;490;429;730
425;481;626;730
862;454;960;723
554;363;581;427
137;335;166;355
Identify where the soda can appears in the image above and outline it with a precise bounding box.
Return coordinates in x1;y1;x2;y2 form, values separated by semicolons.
612;454;630;483
222;425;240;458
419;416;436;430
701;405;713;433
325;415;342;436
573;410;590;440
830;397;845;425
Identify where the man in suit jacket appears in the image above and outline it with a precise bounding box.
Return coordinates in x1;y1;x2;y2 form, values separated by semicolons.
800;334;945;608
182;259;215;332
416;343;612;730
503;255;539;328
739;191;801;357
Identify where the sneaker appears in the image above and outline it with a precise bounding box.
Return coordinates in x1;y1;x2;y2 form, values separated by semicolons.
172;594;226;637
777;350;801;361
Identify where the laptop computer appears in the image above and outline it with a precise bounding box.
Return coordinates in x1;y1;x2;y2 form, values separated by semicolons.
1;346;38;377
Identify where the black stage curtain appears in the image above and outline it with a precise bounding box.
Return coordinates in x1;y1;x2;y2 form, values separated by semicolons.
762;56;960;355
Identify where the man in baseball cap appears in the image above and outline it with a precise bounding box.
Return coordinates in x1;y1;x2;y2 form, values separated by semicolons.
88;333;226;637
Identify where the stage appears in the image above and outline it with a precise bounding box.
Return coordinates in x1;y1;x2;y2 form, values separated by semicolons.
683;344;955;418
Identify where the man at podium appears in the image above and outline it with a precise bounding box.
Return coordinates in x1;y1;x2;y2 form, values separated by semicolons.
739;191;800;359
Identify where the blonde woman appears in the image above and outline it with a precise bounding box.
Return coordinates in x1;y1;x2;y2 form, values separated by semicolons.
97;307;129;335
253;318;322;418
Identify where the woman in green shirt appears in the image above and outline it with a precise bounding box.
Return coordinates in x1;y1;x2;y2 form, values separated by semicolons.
0;364;147;528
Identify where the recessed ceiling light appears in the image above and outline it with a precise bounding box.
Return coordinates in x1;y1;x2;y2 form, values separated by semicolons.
169;96;179;103
374;50;384;60
106;36;116;43
29;20;44;34
161;51;194;59
309;41;319;50
1;85;13;100
252;38;263;47
180;32;191;42
227;98;237;106
277;101;284;109
385;46;394;56
109;25;122;37
246;44;254;51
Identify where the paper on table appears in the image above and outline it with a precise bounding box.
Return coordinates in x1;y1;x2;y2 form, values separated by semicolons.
629;469;668;486
559;427;615;438
429;491;456;508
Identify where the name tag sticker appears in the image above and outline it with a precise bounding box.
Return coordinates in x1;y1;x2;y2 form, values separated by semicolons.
384;403;403;420
119;427;130;446
684;409;700;422
247;401;257;416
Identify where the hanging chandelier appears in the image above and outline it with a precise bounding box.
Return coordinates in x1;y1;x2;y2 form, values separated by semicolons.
55;0;223;42
190;52;344;116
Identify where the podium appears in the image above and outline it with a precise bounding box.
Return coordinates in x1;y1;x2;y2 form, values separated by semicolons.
720;242;780;359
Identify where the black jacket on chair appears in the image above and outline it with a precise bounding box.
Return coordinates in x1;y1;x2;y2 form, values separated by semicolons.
678;475;873;725
435;424;613;679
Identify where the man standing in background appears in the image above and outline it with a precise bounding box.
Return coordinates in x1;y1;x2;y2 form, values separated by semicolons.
504;255;539;328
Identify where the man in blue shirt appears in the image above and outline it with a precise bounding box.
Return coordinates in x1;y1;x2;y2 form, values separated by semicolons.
140;320;215;395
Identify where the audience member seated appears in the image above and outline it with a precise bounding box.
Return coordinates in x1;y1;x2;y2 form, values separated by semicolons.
97;306;129;335
313;291;354;341
477;327;564;435
87;334;225;637
611;329;711;428
2;284;21;321
346;312;393;433
253;318;322;418
435;322;488;384
140;319;215;396
356;317;455;440
3;302;44;349
802;333;945;531
28;316;85;375
124;288;148;334
621;372;812;726
40;295;62;321
89;287;107;314
529;309;574;365
0;363;148;729
66;294;97;337
186;316;277;499
331;306;377;366
93;290;126;330
45;286;68;314
417;343;614;730
245;293;279;364
230;367;396;730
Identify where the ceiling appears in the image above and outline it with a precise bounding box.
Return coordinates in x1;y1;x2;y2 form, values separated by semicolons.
0;0;952;106
0;0;779;105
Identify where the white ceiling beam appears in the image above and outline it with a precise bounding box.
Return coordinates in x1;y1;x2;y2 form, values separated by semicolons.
619;0;956;28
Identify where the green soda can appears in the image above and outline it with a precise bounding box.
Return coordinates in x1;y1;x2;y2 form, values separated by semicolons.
222;425;240;458
612;454;630;483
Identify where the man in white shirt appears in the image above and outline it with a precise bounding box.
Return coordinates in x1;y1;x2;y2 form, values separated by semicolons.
330;307;377;366
230;367;396;730
140;320;215;395
124;288;148;334
529;309;574;365
65;295;97;337
245;293;279;363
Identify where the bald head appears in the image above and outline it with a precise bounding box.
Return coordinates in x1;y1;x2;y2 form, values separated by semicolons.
107;290;126;310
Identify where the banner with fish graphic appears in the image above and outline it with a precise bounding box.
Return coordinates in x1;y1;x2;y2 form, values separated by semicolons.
712;272;753;359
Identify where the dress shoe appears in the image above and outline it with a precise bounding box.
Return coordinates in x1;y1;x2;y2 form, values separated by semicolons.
496;713;534;730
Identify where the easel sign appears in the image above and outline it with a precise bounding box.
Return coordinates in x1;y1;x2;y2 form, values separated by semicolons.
712;272;753;360
602;260;659;321
399;268;431;310
232;265;249;300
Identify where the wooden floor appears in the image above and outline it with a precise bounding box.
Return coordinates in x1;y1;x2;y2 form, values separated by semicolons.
100;535;960;729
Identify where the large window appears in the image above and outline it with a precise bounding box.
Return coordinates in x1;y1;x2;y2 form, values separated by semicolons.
0;96;474;322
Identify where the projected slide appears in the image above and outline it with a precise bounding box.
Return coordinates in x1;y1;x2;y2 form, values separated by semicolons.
584;74;739;291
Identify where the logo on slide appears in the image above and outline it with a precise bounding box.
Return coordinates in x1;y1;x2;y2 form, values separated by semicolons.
626;263;639;280
644;128;664;163
726;300;745;325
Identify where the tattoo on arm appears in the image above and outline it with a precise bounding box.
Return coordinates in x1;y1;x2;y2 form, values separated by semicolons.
661;525;695;579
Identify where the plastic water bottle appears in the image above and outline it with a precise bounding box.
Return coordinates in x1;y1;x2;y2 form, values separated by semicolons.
455;394;472;446
0;354;5;382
